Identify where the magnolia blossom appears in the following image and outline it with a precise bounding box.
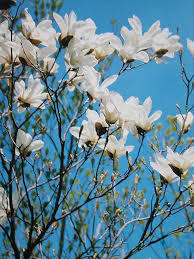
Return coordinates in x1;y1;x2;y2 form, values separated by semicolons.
0;42;20;69
0;20;10;41
151;28;182;63
100;92;125;124
166;147;194;176
120;96;162;140
150;153;179;183
22;8;56;46
81;66;118;102
15;75;47;113
78;32;118;62
64;39;98;69
70;109;108;147
176;112;193;133
0;187;21;225
85;109;108;137
53;11;96;48
111;15;160;63
98;132;134;159
42;57;59;75
187;39;194;56
9;34;57;68
15;129;44;156
64;64;85;91
0;21;20;69
90;33;118;61
70;122;99;148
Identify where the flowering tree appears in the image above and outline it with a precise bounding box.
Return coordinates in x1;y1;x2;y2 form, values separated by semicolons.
0;1;193;258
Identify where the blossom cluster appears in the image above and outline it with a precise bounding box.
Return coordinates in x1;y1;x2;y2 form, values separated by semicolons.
0;8;193;224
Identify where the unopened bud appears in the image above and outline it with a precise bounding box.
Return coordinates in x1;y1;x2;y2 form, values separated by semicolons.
47;94;52;104
150;143;156;151
187;138;194;145
100;171;108;184
141;157;146;165
133;166;138;172
111;174;117;182
52;221;57;229
34;154;38;160
155;129;158;139
49;161;53;168
128;157;132;165
134;174;139;185
115;209;120;217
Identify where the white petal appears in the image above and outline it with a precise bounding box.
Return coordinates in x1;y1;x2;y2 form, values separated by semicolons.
29;140;44;152
101;75;118;89
149;110;162;123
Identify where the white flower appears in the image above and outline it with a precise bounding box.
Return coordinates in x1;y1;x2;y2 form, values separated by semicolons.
53;11;96;48
70;109;108;147
0;187;21;225
81;66;118;102
64;39;98;69
15;129;44;156
12;34;57;68
121;96;162;140
91;33;118;61
22;8;56;46
98;133;134;159
176;112;193;133
70;122;99;148
111;16;160;63
64;64;85;91
42;57;59;75
80;32;119;61
0;20;9;41
101;92;125;124
151;28;182;64
0;188;9;225
166;147;194;175
15;75;47;113
0;41;20;69
150;153;179;183
86;109;108;136
187;39;194;56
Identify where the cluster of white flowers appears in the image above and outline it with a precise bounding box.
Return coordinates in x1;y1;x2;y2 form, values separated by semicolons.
0;9;192;161
0;8;193;226
150;147;194;183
